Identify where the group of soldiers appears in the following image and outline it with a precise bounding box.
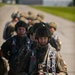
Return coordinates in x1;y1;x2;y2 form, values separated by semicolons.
0;10;68;75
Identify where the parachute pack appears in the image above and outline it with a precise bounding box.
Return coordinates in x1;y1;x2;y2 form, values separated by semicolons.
3;21;16;40
49;37;61;51
0;57;9;75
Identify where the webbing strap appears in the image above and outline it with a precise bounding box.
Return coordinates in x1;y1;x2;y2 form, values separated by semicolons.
47;44;56;75
43;48;50;63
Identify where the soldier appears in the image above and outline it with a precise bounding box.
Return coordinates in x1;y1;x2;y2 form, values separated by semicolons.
1;21;31;75
29;22;48;42
27;26;34;42
27;10;36;29
28;10;34;16
32;19;40;25
20;12;27;22
27;10;36;20
36;13;45;22
17;23;67;75
3;11;20;40
48;22;61;51
27;22;41;51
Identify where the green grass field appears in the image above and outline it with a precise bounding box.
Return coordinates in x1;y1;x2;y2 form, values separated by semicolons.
31;6;75;22
0;3;75;22
0;3;6;7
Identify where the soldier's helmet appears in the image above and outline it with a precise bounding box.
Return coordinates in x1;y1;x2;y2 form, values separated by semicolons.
20;17;26;22
32;20;40;25
11;11;20;19
15;21;28;31
32;22;48;34
35;24;50;39
27;15;35;20
20;12;27;18
48;22;57;30
28;10;34;15
27;10;36;20
37;13;44;19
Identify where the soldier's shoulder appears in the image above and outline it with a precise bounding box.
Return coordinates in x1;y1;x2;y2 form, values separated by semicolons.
8;22;15;27
2;57;9;71
48;43;56;51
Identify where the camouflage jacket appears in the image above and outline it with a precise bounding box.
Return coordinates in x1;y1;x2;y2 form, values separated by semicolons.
50;32;61;51
0;57;9;75
3;21;17;40
16;44;67;75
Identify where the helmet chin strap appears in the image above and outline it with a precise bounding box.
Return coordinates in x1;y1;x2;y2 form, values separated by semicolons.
37;42;48;48
37;39;49;48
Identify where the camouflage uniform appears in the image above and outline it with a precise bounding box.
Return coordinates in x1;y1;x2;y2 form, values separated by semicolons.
0;57;9;75
16;24;67;75
20;12;27;22
32;20;40;25
20;12;27;18
6;22;17;38
48;22;61;51
36;13;44;22
0;49;9;75
27;10;36;20
3;12;20;40
17;44;67;75
26;10;37;29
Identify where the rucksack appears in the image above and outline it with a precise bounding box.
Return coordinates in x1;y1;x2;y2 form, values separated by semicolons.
49;37;61;51
3;22;10;40
3;22;16;40
0;57;8;75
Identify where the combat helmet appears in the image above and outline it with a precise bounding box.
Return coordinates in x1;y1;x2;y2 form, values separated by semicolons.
32;20;40;25
32;22;48;34
37;13;44;19
35;25;50;39
28;10;34;15
15;21;28;31
20;17;26;22
20;12;28;18
11;11;20;19
27;10;36;20
48;22;57;30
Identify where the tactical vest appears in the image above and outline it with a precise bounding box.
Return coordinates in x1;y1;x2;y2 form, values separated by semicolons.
29;44;56;75
9;36;31;74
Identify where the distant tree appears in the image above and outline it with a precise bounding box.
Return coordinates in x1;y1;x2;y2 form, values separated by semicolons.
10;0;13;4
2;0;6;3
73;0;75;6
15;0;19;4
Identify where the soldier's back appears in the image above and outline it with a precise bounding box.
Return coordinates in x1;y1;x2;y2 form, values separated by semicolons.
3;21;17;40
0;57;9;75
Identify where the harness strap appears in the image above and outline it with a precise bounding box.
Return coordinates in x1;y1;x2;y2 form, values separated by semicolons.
47;44;56;75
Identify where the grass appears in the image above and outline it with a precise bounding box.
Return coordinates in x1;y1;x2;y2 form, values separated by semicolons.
0;3;75;22
31;6;75;22
0;3;6;7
